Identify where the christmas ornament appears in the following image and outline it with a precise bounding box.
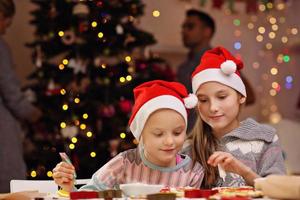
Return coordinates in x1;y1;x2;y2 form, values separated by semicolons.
68;58;87;74
79;21;89;33
61;125;79;139
24;89;37;103
73;3;90;16
116;24;124;35
119;98;132;113
61;30;76;45
98;105;116;118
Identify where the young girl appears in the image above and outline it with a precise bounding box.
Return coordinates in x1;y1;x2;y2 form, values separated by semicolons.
52;80;203;192
185;46;286;188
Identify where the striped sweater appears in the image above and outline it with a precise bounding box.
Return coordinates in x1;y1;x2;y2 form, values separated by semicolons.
183;118;286;187
79;147;204;191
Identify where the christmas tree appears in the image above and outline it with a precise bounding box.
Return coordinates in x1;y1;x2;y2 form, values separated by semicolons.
25;0;174;179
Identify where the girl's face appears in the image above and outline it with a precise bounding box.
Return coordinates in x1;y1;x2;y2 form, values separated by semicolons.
196;82;245;138
141;109;186;167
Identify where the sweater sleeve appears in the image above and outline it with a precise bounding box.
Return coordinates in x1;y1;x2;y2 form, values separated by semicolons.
79;152;125;191
188;163;204;188
258;134;287;177
0;38;39;121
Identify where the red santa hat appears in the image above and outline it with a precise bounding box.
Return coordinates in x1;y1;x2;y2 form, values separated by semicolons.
129;80;198;140
191;46;247;97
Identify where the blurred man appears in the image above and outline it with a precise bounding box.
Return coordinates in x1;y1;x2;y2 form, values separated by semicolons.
177;9;215;132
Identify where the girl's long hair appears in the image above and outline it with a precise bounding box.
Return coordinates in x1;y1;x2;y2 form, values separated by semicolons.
187;114;219;188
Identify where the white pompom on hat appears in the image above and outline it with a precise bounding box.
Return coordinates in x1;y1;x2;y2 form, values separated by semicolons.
129;80;197;140
191;46;247;97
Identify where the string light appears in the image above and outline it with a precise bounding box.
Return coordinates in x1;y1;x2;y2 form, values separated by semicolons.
62;59;69;65
276;3;285;10
270;68;278;75
247;23;254;30
291;28;298;35
272;82;279;89
74;98;80;104
270;105;278;112
234;42;241;50
62;104;68;110
31;170;37;178
272;24;278;31
98;32;104;38
101;64;106;69
71;137;78;143
269;89;277;96
69;144;75;150
60;89;66;95
91;21;97;27
119;77;126;83
283;55;290;63
265;43;272;50
74;120;80;126
82;113;88;119
125;56;131;62
286;76;293;83
281;36;288;43
233;19;240;26
47;171;53;178
269;112;282;124
259;4;266;12
234;30;242;37
268;32;276;39
80;124;87;130
152;10;160;17
120;132;126;139
60;122;66;128
90;152;96;157
252;62;260;69
279;17;286;24
266;2;273;9
126;75;132;81
59;64;65;70
86;131;93;137
256;35;264;42
58;31;64;37
258;26;266;34
269;17;276;24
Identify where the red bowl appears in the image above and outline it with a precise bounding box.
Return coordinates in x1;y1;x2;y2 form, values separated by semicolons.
185;189;218;198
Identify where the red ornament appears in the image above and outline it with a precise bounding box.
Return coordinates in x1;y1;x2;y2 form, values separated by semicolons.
246;0;258;13
45;88;61;96
98;105;116;118
79;22;89;33
212;0;225;9
96;1;103;7
119;99;132;113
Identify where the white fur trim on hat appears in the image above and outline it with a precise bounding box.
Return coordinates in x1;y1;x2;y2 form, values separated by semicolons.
129;95;187;140
184;94;198;109
220;60;237;75
192;69;247;97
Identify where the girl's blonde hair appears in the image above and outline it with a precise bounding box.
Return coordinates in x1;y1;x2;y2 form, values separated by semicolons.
188;113;219;188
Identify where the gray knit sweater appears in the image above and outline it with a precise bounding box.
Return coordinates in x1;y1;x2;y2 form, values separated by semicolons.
183;118;286;187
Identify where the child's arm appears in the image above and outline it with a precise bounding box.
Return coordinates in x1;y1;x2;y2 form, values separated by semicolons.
207;151;260;186
79;153;125;191
257;135;286;176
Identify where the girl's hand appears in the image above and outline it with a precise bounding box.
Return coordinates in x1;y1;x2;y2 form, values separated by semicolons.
52;162;75;192
207;151;247;175
207;151;259;186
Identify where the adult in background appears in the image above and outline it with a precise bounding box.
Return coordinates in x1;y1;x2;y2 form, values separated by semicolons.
0;0;41;192
177;9;215;132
